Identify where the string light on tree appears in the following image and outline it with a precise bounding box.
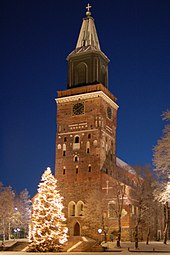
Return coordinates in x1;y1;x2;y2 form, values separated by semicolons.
29;167;68;252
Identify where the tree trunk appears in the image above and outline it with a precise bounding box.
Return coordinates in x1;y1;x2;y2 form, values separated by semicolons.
2;219;5;245
134;225;139;249
163;224;168;244
8;222;11;240
163;202;168;245
146;227;150;245
104;230;107;242
116;216;121;248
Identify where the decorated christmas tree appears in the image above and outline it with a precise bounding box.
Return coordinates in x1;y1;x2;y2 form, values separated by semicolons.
29;167;68;252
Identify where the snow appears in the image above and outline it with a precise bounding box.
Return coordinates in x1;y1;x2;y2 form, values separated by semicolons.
116;157;136;175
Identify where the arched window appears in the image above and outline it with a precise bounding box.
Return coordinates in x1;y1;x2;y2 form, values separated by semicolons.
68;201;76;217
74;222;81;236
101;65;107;87
75;136;80;143
77;201;84;216
74;155;78;162
63;144;66;156
73;135;80;150
88;164;91;172
76;166;78;174
57;144;61;150
63;167;66;175
108;202;116;218
86;141;90;153
76;62;88;85
93;140;98;147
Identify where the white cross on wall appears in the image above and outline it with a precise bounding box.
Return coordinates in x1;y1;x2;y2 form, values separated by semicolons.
102;180;113;195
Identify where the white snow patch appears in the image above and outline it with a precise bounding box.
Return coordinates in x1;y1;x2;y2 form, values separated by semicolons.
116;157;136;175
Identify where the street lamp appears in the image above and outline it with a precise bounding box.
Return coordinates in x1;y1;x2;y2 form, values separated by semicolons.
14;228;20;240
98;228;102;243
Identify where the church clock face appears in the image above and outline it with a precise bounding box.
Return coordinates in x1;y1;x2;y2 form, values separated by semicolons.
107;106;112;119
73;102;84;115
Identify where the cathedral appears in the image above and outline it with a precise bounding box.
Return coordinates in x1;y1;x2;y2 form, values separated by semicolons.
55;5;137;245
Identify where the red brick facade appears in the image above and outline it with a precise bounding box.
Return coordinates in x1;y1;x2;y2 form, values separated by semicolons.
54;83;136;241
54;8;138;242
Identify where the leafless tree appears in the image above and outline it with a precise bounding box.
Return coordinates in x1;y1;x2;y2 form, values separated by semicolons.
109;179;126;248
153;110;170;244
130;166;156;249
13;189;31;238
0;183;14;243
83;189;107;241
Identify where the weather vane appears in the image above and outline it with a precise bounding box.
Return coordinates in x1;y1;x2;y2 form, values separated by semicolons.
86;3;92;16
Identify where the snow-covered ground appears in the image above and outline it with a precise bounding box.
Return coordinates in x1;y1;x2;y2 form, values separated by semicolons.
0;241;170;255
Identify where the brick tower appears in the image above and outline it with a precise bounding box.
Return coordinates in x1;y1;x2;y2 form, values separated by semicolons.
55;5;121;239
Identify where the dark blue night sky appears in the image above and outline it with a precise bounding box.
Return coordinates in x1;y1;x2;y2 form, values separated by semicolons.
1;0;170;197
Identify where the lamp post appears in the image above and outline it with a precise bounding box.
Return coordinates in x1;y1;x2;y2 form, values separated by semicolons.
14;228;20;240
98;228;102;243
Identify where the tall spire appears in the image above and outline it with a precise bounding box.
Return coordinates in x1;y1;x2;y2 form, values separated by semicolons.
76;3;101;50
67;4;109;89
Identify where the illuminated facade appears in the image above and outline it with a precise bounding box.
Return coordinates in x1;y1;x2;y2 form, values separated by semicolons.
55;6;139;244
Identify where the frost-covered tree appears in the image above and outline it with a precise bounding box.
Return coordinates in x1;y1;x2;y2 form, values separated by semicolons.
83;189;105;241
130;166;156;249
111;180;126;248
153;110;170;244
153;110;170;184
83;183;126;246
13;189;31;238
0;183;15;242
29;168;68;252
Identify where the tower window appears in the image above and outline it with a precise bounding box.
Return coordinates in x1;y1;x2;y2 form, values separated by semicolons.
63;167;66;175
75;136;80;143
68;201;76;217
93;140;98;147
88;164;91;172
63;144;66;156
88;133;91;139
76;166;78;174
75;62;87;85
72;204;75;216
73;135;80;150
86;141;90;153
77;201;84;216
57;144;61;150
64;137;67;142
74;155;78;162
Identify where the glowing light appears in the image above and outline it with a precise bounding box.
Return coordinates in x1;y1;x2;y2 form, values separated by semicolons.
29;168;68;252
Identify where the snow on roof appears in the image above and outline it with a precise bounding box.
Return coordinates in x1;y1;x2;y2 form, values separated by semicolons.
116;157;136;175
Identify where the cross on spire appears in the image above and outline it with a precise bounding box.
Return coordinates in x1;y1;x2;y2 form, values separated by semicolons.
102;180;113;195
86;3;92;16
